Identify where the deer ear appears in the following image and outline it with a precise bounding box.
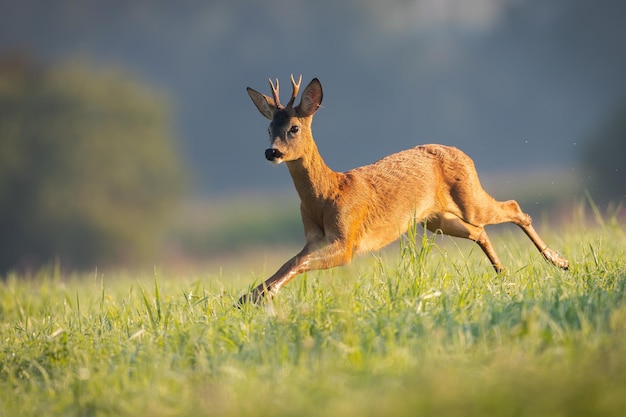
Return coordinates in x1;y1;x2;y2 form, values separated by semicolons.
297;78;323;117
247;87;275;120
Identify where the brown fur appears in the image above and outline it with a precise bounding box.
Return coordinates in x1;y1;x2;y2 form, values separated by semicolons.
241;76;568;305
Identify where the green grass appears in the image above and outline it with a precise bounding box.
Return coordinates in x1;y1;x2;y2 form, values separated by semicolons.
1;217;625;417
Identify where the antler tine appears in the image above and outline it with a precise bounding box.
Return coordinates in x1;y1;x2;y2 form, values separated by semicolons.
268;78;282;109
287;74;302;108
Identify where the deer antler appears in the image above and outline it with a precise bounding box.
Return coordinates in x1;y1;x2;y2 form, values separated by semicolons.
268;78;281;109
287;74;302;108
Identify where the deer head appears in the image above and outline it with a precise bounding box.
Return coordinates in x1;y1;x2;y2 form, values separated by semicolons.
247;75;323;164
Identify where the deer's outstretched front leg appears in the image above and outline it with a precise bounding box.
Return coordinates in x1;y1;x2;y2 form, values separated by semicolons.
237;239;352;306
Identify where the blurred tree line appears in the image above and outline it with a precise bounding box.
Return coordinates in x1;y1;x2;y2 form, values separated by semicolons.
0;53;187;274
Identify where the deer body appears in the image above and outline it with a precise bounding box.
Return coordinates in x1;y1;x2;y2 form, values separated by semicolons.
241;76;568;304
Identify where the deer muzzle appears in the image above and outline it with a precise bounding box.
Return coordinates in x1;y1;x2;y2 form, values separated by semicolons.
265;148;284;163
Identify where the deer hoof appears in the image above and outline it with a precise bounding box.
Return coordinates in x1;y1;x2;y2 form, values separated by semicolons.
542;248;569;270
235;286;272;308
236;293;260;308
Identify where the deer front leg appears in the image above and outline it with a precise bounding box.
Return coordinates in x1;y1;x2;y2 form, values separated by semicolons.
237;238;353;306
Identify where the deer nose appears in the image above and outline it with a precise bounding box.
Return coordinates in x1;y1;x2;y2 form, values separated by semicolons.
265;148;284;161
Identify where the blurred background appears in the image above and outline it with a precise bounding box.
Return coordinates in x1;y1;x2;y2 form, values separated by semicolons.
0;0;624;274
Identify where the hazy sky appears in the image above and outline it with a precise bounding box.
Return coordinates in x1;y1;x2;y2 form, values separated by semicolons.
1;0;625;194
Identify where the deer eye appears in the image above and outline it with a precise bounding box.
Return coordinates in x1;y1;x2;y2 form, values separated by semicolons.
289;125;299;134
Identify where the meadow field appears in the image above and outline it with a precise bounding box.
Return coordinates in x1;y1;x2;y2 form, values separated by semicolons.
1;208;625;417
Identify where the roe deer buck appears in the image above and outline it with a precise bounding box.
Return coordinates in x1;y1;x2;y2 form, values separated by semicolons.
239;75;569;305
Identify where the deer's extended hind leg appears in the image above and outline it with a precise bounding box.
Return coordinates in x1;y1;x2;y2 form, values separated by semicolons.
445;153;568;270
427;212;505;272
460;198;569;270
498;201;569;270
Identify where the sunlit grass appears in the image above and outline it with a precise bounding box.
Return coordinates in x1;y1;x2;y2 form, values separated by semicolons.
1;216;625;416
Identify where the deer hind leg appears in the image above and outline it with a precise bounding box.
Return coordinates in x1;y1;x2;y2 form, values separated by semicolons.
427;212;504;272
497;200;569;270
461;198;569;270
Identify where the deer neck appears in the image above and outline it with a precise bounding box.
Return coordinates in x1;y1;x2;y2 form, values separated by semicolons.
286;141;338;205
